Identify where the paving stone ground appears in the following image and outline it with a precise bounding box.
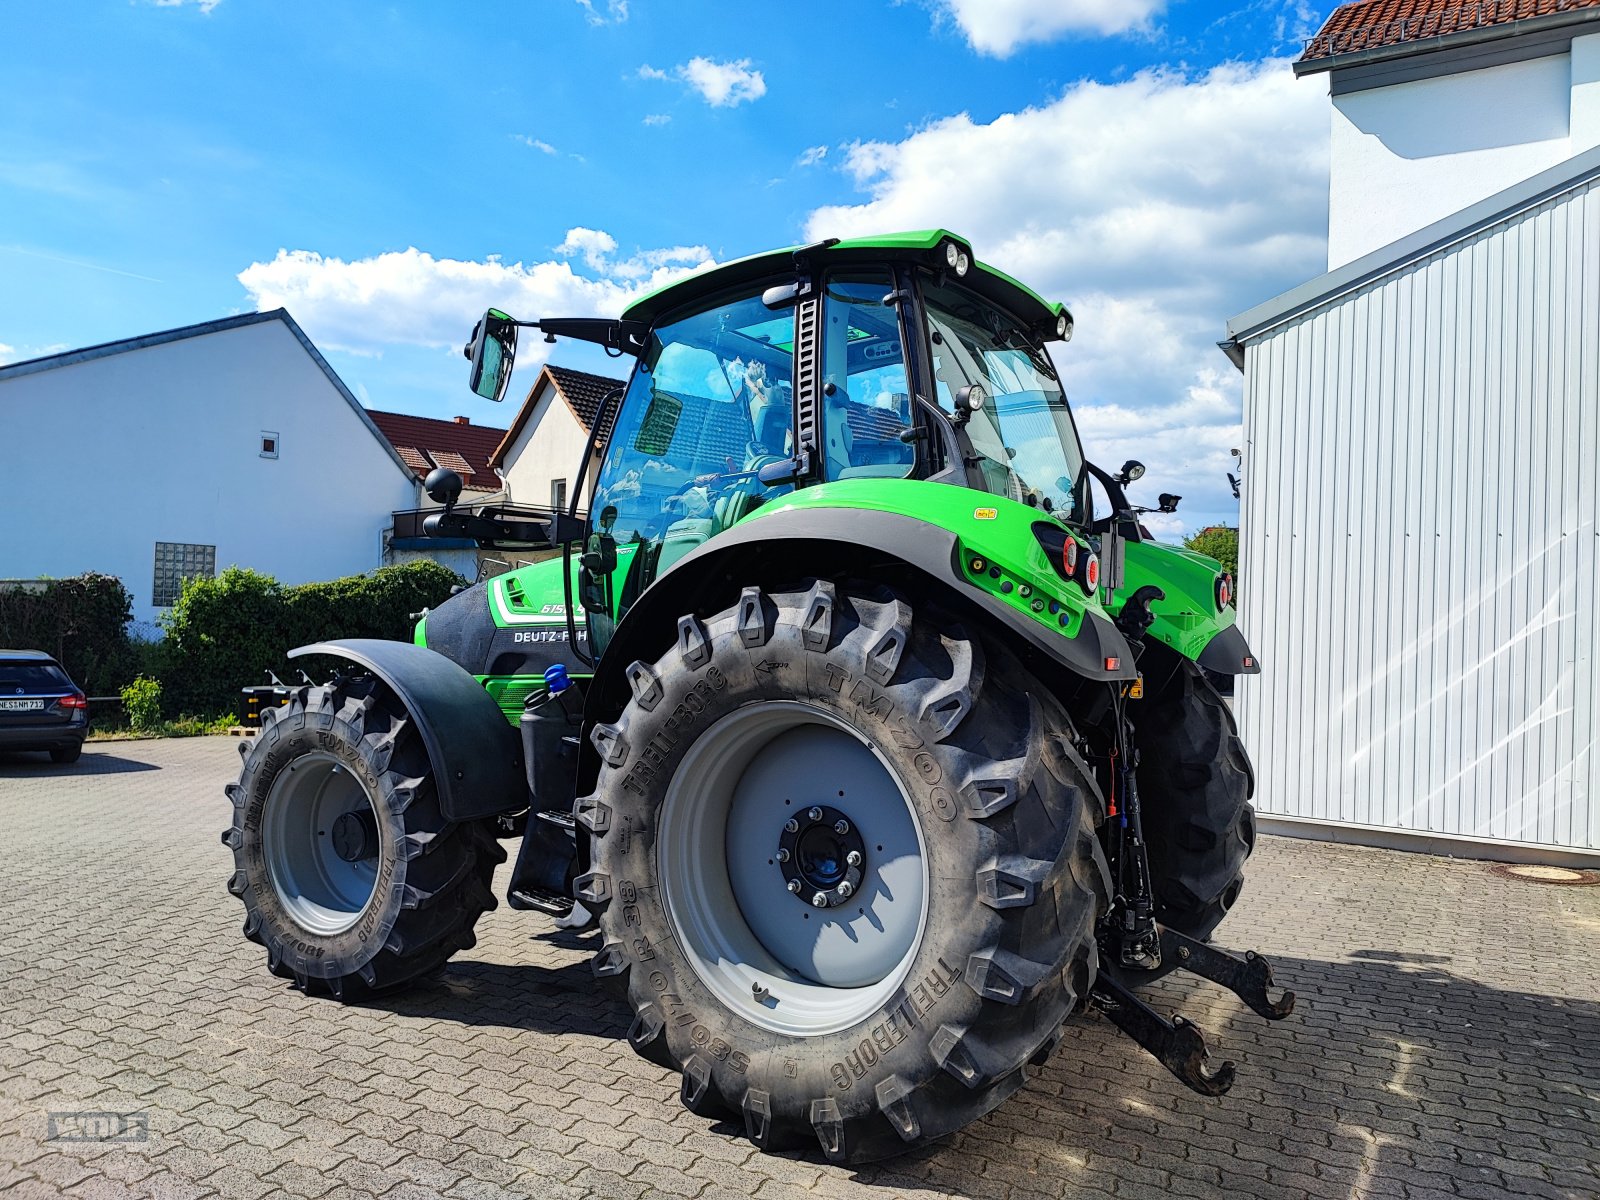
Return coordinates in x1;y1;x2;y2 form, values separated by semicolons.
2;736;1597;1200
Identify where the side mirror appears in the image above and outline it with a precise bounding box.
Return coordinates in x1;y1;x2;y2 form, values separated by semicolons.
424;467;463;510
464;309;518;402
1158;493;1182;514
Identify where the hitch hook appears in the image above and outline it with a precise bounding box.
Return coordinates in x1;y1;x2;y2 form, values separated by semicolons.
1089;974;1235;1097
1158;925;1296;1021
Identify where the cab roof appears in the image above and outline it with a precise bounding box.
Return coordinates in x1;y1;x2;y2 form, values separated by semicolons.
621;229;1069;332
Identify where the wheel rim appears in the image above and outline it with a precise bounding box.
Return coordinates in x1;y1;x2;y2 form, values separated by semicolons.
262;752;381;936
658;702;928;1037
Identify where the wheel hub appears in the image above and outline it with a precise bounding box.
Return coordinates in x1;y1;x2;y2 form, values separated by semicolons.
331;808;380;863
777;804;864;907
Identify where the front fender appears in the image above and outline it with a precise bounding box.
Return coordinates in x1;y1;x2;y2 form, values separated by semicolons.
290;639;525;821
1114;541;1260;674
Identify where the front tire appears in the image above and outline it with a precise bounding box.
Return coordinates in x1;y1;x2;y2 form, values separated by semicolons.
583;581;1108;1163
222;678;503;1000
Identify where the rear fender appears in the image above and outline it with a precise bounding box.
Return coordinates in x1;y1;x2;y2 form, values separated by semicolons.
290;639;526;821
577;498;1137;796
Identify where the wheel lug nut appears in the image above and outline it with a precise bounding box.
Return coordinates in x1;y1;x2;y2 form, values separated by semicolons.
775;848;790;863
784;818;799;833
811;891;829;908
787;879;802;894
837;881;854;898
846;850;862;867
808;807;822;821
834;819;850;835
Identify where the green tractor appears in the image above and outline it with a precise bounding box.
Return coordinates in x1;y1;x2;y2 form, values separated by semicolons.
223;231;1291;1163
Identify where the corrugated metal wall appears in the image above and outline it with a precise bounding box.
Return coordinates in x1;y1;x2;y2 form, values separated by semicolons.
1238;177;1600;851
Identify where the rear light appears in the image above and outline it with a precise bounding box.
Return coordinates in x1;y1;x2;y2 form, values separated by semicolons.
58;693;88;710
1031;523;1078;581
1082;552;1100;593
1216;573;1233;610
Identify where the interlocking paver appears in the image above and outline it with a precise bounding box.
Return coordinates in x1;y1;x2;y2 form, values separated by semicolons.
5;736;1600;1200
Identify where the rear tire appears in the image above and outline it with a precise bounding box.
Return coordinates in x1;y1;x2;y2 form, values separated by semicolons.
583;581;1108;1163
222;678;503;1000
50;745;82;764
1132;655;1255;952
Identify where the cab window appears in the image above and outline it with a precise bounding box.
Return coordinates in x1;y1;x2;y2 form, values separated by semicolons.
590;287;795;617
820;272;915;482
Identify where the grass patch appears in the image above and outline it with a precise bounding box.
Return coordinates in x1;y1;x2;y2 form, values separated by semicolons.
88;713;236;741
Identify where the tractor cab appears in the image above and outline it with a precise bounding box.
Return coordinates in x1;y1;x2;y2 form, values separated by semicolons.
465;231;1092;654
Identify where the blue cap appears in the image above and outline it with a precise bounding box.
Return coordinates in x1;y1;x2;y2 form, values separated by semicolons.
544;664;571;694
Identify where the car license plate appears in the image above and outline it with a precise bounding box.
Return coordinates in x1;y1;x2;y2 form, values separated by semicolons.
0;698;45;712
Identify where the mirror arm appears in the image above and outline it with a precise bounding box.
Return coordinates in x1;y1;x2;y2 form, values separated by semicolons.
531;318;651;357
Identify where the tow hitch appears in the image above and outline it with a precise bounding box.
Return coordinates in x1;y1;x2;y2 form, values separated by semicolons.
1090;923;1295;1096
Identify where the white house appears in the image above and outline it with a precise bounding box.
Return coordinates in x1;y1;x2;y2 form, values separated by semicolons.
0;310;419;626
1304;0;1600;265
1223;0;1600;861
490;364;626;515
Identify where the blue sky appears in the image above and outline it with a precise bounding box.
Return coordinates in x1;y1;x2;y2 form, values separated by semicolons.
0;0;1337;533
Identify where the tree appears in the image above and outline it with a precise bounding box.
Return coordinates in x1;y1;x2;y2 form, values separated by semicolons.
1184;525;1238;578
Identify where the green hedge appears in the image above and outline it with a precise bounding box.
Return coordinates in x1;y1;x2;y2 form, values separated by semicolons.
160;561;466;716
0;573;135;696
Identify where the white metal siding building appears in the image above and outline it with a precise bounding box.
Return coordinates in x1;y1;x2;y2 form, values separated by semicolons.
1224;147;1600;858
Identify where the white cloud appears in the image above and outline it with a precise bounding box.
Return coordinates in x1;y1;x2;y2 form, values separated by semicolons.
643;113;672;126
576;0;628;24
150;0;223;11
640;57;766;107
805;59;1327;529
513;135;558;155
554;227;618;271
931;0;1166;55
797;145;829;167
236;234;714;365
0;341;68;365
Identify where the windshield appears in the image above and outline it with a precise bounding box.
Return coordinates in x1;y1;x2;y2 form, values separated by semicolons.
923;276;1085;522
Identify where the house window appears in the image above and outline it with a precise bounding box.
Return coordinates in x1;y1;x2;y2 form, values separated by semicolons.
153;542;217;607
260;431;279;459
551;478;568;512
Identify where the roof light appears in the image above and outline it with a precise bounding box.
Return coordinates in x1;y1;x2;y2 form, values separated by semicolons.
955;251;970;277
1056;313;1070;340
945;242;961;269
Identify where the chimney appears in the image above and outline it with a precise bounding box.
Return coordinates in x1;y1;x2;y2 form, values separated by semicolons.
453;415;469;425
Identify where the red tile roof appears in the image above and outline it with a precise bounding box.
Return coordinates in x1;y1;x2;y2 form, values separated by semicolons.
1301;0;1600;64
366;410;508;491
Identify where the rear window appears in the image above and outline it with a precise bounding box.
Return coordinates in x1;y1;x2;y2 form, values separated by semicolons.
0;663;71;689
